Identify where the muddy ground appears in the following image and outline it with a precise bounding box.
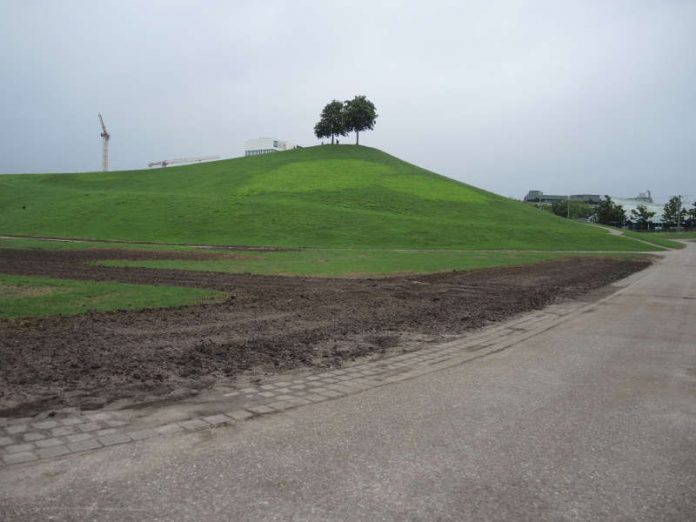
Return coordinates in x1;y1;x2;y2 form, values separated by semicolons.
0;248;651;417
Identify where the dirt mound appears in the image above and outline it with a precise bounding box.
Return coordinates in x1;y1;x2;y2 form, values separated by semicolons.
0;248;651;417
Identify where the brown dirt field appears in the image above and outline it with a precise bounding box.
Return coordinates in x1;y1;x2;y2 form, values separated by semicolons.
0;248;651;417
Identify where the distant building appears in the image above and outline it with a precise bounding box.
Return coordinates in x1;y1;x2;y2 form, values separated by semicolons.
524;189;666;225
612;191;664;224
523;190;601;205
244;138;297;156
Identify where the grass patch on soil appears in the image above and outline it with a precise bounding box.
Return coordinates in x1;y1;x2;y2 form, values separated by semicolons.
0;274;224;319
641;231;696;240
94;249;644;277
0;146;656;252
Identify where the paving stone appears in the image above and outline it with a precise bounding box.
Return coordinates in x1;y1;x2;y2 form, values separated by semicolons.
37;445;71;459
202;414;231;426
105;420;128;428
6;424;28;435
275;387;291;394
227;409;253;421
99;433;132;446
68;439;102;452
290;384;307;390
35;437;64;448
179;419;209;431
51;426;75;437
31;420;58;430
3;452;37;465
66;433;93;443
304;394;328;403
128;429;158;441
223;391;239;397
60;417;84;426
246;405;274;415
5;443;35;454
269;401;293;411
240;387;257;394
0;436;14;447
96;428;118;437
316;389;343;398
258;391;276;398
306;376;320;381
156;423;184;435
286;398;311;406
260;384;276;390
22;432;46;442
78;422;101;432
275;395;295;401
274;381;292;387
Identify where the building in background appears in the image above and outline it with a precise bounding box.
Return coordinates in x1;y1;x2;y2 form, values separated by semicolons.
611;191;664;224
523;191;601;205
244;138;297;156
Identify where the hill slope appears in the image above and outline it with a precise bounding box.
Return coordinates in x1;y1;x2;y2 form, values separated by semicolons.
0;146;648;250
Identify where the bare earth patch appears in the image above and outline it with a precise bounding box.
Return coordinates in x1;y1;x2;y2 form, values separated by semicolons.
0;247;651;417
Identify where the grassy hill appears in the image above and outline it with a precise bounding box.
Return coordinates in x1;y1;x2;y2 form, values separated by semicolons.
0;146;649;251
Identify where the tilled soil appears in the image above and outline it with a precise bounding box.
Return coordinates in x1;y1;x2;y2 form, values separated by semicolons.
0;248;651;417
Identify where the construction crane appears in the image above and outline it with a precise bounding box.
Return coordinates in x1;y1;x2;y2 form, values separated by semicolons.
98;113;110;172
147;155;220;168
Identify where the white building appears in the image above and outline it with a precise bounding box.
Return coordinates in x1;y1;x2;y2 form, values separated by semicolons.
612;191;664;224
244;137;296;157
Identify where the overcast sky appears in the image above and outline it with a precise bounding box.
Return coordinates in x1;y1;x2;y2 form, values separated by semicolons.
1;1;694;202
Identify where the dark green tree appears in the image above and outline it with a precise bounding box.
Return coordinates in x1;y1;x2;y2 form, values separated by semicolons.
662;196;687;228
344;95;377;145
594;196;625;226
314;100;346;145
551;200;593;219
630;204;655;230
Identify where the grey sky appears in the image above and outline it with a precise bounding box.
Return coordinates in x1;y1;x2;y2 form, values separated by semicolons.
1;1;694;202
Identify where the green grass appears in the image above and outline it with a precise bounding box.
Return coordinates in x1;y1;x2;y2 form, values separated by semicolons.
621;230;685;249
0;274;224;319
0;146;657;251
95;249;640;278
641;231;696;240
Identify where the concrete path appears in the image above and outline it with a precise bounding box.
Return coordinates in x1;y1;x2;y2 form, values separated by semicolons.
1;246;695;521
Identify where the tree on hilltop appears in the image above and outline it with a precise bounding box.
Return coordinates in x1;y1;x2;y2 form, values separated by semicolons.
344;95;377;145
314;100;346;145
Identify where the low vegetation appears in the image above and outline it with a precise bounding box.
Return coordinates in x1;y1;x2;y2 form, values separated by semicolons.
0;146;658;251
0;273;223;319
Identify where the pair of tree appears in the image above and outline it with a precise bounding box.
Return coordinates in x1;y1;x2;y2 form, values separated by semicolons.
594;196;625;226
314;96;377;145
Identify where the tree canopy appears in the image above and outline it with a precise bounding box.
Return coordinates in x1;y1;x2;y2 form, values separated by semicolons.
551;200;593;220
314;96;377;145
314;100;346;145
662;196;687;228
630;204;655;230
594;196;625;226
344;95;378;145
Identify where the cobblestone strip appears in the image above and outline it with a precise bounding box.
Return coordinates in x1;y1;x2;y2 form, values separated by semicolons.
0;301;585;468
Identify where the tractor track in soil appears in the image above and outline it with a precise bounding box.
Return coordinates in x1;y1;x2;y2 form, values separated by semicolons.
0;247;651;417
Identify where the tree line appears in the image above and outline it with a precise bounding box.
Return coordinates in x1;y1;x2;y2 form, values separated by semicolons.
554;195;696;229
314;96;377;145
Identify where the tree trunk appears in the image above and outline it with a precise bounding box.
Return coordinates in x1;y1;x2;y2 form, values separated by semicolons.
331;135;335;145
355;130;359;145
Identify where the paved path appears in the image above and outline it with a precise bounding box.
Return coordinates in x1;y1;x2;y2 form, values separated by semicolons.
1;245;694;521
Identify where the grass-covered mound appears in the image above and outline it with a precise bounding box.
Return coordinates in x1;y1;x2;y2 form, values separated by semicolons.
0;146;651;251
